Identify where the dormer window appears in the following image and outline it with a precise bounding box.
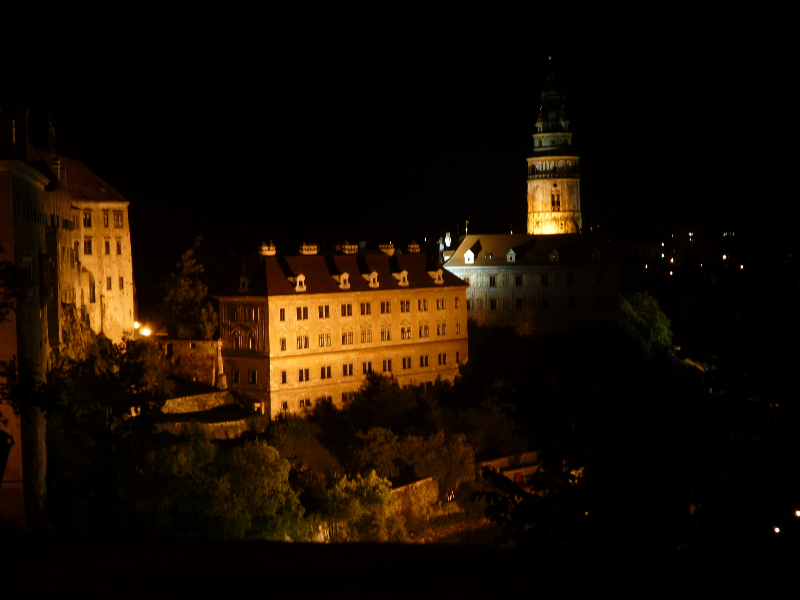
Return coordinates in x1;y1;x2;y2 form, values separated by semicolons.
464;249;474;265
393;269;409;287
428;268;444;285
363;271;379;288
507;249;516;263
295;273;306;292
549;249;559;263
337;271;350;290
485;253;493;260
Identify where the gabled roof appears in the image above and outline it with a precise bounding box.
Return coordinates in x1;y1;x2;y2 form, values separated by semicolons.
27;146;127;203
445;233;614;267
216;252;467;298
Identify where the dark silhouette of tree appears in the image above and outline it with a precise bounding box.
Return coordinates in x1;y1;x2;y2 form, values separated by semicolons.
163;236;218;339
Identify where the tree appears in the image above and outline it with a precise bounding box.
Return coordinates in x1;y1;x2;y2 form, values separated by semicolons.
322;471;405;542
399;431;476;496
351;427;400;479
620;291;673;359
163;236;218;339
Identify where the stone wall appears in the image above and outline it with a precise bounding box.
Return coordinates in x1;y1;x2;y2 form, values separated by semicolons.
156;338;223;388
157;419;250;440
162;391;235;414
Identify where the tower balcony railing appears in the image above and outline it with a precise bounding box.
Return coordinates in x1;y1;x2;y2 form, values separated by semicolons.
527;171;580;180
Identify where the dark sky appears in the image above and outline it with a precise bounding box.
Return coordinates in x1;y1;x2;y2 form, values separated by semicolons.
6;14;793;300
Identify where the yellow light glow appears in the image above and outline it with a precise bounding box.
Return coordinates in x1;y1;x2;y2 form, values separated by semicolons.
740;265;743;270
645;264;648;269
669;271;673;276
141;328;152;336
133;321;140;329
723;254;727;260
774;527;780;533
661;242;665;247
795;510;800;517
670;258;674;264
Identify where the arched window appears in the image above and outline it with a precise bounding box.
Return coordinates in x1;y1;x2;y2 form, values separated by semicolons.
233;333;240;350
248;334;255;350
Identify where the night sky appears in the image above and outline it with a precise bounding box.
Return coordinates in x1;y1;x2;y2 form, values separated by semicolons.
6;15;792;301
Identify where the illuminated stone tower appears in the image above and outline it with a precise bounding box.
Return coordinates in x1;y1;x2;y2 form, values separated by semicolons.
526;58;582;235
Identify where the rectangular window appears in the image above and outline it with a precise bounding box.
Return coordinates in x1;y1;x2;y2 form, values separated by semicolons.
106;277;112;291
321;366;331;379
280;337;286;351
342;331;354;345
299;368;310;382
455;297;459;309
114;212;123;228
103;212;109;228
466;300;471;311
541;274;549;286
401;326;411;340
380;301;391;314
438;353;447;365
341;303;353;316
281;371;287;384
418;299;428;311
400;300;410;313
456;351;460;364
249;370;257;384
361;330;373;343
436;298;446;310
455;322;461;334
402;357;410;369
297;335;309;349
116;240;122;255
515;275;523;286
297;307;309;320
104;240;110;254
362;362;372;374
489;276;496;287
279;308;285;321
381;328;392;341
118;277;124;290
83;239;92;255
282;401;288;410
319;305;330;318
360;302;371;315
419;355;429;367
489;299;497;310
231;307;239;322
232;370;240;384
83;211;92;227
343;364;353;376
382;359;392;372
342;392;355;403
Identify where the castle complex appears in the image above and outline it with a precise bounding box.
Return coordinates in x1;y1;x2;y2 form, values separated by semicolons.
217;243;468;416
444;61;618;334
0;109;136;528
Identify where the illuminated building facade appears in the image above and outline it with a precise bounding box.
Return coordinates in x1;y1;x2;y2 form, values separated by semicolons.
1;110;136;529
216;243;469;417
444;234;617;335
527;58;582;235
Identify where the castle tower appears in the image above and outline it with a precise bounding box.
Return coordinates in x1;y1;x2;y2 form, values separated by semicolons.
526;58;582;235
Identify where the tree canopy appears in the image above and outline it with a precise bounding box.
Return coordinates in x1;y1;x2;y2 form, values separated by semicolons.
163;236;218;339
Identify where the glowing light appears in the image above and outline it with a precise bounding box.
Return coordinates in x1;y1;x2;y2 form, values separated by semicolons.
740;265;743;270
661;242;665;247
645;264;648;269
795;510;800;517
723;254;727;260
670;258;674;264
774;527;781;533
133;321;140;329
661;253;665;258
669;271;673;276
141;327;152;336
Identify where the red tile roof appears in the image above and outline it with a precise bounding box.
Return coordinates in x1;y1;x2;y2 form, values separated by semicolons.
28;146;127;203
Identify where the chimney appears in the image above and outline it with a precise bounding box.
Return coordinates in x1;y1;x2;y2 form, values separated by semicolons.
299;243;318;256
259;241;276;256
407;241;420;253
379;243;395;256
341;243;358;255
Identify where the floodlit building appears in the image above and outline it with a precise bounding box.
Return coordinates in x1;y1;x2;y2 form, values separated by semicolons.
216;242;469;417
0;109;136;529
526;57;582;235
444;60;618;335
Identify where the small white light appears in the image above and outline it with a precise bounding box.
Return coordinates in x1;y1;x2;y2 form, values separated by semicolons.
645;264;648;269
795;510;800;517
661;253;665;258
670;258;674;264
740;265;743;270
133;321;140;329
723;254;727;260
774;527;780;533
141;327;152;336
669;271;673;276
